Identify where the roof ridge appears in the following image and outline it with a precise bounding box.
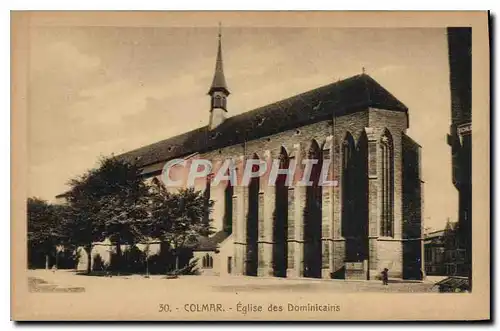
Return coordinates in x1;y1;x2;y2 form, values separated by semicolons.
118;76;358;159
219;74;369;129
116;74;408;169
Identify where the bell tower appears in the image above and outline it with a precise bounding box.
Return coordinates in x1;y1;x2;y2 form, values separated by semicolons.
208;23;230;130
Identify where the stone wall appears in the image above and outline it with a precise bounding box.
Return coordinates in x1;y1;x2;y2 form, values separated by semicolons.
76;240;162;272
138;106;419;280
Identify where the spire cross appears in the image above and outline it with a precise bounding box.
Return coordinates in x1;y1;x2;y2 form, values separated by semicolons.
218;22;222;39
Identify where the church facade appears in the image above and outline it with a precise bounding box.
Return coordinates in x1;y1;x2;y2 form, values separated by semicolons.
117;31;424;280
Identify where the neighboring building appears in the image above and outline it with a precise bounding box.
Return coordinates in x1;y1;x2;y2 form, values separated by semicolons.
424;220;467;276
446;28;472;286
192;231;232;276
424;229;445;275
62;29;425;280
55;192;69;205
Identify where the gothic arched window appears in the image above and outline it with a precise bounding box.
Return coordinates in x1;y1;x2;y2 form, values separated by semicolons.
203;174;212;227
273;146;289;277
246;153;260;276
380;130;394;237
341;133;355;238
304;139;322;278
202;254;213;269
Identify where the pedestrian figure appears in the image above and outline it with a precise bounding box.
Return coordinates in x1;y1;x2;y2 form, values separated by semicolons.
381;268;389;285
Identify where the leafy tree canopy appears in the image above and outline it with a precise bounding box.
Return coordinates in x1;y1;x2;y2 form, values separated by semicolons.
27;197;66;248
148;179;214;252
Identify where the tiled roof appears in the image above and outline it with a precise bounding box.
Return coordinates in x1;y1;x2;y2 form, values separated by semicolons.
425;230;446;239
118;74;408;169
193;230;231;251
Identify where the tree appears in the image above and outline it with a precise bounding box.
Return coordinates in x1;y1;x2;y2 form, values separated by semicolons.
96;157;150;273
64;156;150;274
143;244;151;277
149;180;214;271
27;198;65;269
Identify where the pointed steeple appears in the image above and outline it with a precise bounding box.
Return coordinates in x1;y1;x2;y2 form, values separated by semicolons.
208;23;230;130
208;23;230;95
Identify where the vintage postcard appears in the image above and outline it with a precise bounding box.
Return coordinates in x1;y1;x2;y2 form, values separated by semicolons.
11;11;490;321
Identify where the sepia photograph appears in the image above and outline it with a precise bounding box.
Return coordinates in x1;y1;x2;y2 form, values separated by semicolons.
11;11;490;321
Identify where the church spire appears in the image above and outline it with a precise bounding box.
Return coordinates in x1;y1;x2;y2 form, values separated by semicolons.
208;23;230;96
208;23;229;130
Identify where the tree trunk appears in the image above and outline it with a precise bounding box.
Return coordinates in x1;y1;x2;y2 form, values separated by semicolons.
116;243;122;274
175;255;179;271
45;254;49;270
86;245;92;274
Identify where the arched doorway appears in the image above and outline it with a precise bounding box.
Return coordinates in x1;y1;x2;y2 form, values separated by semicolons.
303;140;322;278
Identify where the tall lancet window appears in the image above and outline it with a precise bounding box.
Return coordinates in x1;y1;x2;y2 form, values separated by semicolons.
380;130;394;237
203;174;213;226
246;153;260;276
223;166;234;234
341;133;355;239
273;147;289;277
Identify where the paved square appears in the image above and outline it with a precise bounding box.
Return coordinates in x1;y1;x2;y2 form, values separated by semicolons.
28;269;438;294
22;269;444;320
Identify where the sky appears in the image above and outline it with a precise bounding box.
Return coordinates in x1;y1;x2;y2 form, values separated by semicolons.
27;26;457;231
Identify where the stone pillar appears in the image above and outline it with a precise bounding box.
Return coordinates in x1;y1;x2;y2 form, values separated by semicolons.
258;150;274;276
420;173;426;279
332;133;345;278
390;130;404;278
233;156;247;275
286;186;296;277
393;132;403;242
365;127;379;279
321;136;334;279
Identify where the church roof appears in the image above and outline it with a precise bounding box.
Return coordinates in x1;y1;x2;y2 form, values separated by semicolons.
118;74;408;170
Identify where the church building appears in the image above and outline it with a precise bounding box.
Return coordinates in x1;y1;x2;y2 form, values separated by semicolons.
116;29;424;280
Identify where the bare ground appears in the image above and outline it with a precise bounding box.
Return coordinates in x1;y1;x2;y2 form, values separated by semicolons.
16;269;444;320
27;269;438;294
